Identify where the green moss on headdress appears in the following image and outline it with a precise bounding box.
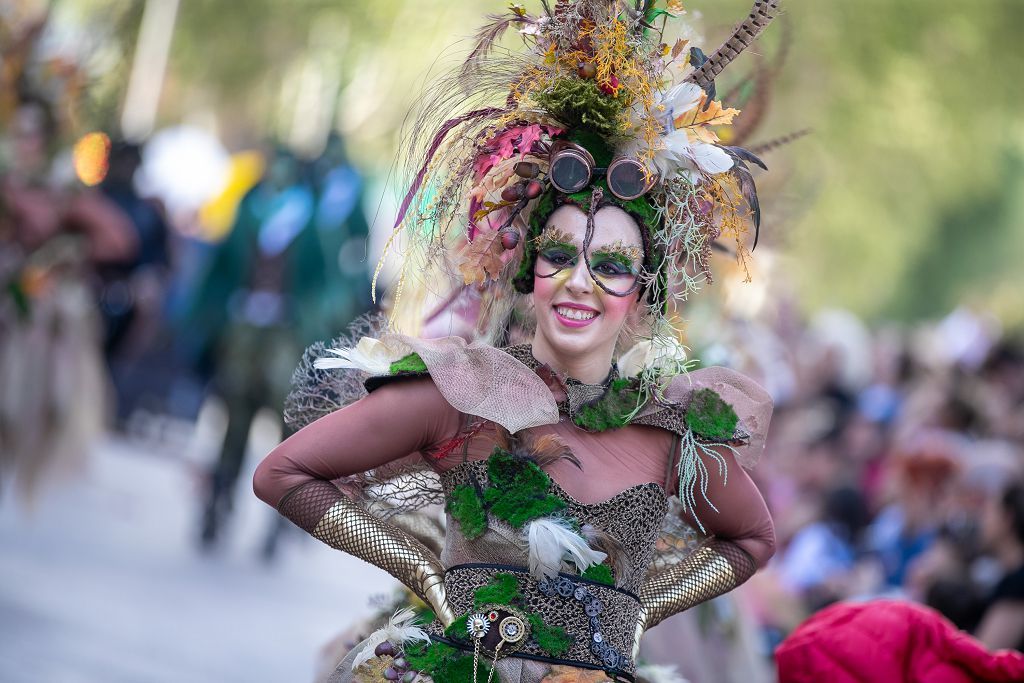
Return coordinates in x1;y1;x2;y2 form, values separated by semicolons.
536;78;625;140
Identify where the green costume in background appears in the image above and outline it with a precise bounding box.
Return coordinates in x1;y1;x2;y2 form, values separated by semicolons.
184;150;370;550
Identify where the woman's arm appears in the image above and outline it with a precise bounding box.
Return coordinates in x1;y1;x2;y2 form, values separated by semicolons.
977;601;1024;651
253;376;463;625
253;376;461;506
678;446;776;567
638;447;775;639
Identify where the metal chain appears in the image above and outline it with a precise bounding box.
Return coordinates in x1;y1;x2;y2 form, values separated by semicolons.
472;639;481;683
485;641;504;683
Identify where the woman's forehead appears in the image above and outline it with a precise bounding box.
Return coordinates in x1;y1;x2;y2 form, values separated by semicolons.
543;204;643;248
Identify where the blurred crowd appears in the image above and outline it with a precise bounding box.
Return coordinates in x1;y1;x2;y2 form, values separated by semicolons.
738;307;1024;654
0;14;371;549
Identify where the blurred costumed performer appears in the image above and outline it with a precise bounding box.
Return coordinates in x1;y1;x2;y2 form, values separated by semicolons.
185;145;370;550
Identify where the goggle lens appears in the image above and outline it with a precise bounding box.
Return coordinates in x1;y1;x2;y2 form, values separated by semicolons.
607;157;652;200
549;151;592;194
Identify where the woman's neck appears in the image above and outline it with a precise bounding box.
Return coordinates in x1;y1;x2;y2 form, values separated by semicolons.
529;336;615;384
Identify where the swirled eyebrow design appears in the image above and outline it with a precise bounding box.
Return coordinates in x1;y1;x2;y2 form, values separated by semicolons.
534;225;578;252
592;240;643;266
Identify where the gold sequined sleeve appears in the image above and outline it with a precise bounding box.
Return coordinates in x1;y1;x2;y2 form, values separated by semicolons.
636;538;757;636
252;377;463;626
277;480;455;626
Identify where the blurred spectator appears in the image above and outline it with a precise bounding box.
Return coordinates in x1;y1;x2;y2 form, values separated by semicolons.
865;433;960;588
778;486;870;610
96;139;173;422
1;92;135;501
976;484;1024;651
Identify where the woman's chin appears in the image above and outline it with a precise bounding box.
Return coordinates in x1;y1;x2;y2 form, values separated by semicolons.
538;324;605;358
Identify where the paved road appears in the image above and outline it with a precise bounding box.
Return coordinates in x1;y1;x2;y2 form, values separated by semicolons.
0;434;390;683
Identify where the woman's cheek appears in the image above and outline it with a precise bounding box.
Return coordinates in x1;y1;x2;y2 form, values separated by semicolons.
532;271;565;305
599;290;637;325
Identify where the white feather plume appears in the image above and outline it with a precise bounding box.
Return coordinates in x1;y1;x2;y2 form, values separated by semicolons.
351;608;430;671
636;664;690;683
314;336;410;374
662;81;703;115
687;142;733;174
526;517;608;581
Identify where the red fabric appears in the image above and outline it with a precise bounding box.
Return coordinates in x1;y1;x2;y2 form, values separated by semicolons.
775;600;1024;683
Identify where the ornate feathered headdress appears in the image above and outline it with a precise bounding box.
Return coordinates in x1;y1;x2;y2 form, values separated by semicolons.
377;0;781;362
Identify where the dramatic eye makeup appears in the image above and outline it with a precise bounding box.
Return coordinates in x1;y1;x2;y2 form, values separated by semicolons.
535;226;579;269
591;240;643;275
535;224;644;295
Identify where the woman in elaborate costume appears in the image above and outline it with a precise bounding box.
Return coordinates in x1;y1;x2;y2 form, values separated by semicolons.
255;2;780;681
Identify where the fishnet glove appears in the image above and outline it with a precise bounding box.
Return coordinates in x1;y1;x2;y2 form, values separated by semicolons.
278;480;455;626
634;539;756;653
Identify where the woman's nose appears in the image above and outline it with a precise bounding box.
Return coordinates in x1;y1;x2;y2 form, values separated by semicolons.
565;258;594;295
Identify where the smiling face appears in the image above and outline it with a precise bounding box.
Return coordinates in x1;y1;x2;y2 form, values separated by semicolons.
530;203;644;382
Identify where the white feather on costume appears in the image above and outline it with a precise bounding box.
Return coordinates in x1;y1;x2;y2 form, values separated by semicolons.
351;608;430;671
314;336;410;375
619;80;734;182
526;517;608;581
663;81;703;116
636;664;690;683
686;141;733;174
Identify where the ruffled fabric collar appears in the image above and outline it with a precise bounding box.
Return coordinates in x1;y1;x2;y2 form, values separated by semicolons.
502;343;619;417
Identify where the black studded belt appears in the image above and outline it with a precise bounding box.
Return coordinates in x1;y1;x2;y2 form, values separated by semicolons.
428;563;640;681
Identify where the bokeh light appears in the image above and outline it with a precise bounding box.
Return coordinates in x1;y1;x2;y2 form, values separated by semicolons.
72;131;111;186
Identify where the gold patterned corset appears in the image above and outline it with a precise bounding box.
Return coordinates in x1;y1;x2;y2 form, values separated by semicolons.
432;461;669;679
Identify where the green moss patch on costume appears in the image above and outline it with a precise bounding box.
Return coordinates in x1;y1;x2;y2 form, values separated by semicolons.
473;572;522;608
526;613;573;657
443;614;469;640
446;484;488;540
404;640;484;683
389;352;428;375
416;606;436;625
573;377;643;431
484;448;566;527
580;563;615;586
536;78;625;139
685;388;739;440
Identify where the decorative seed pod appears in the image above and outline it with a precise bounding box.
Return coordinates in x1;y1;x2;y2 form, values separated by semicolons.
374;641;396;657
524;180;543;199
514;161;539;178
402;672;419;683
578;62;597;79
500;183;524;202
500;229;520;250
392;656;408;669
384;666;402;681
